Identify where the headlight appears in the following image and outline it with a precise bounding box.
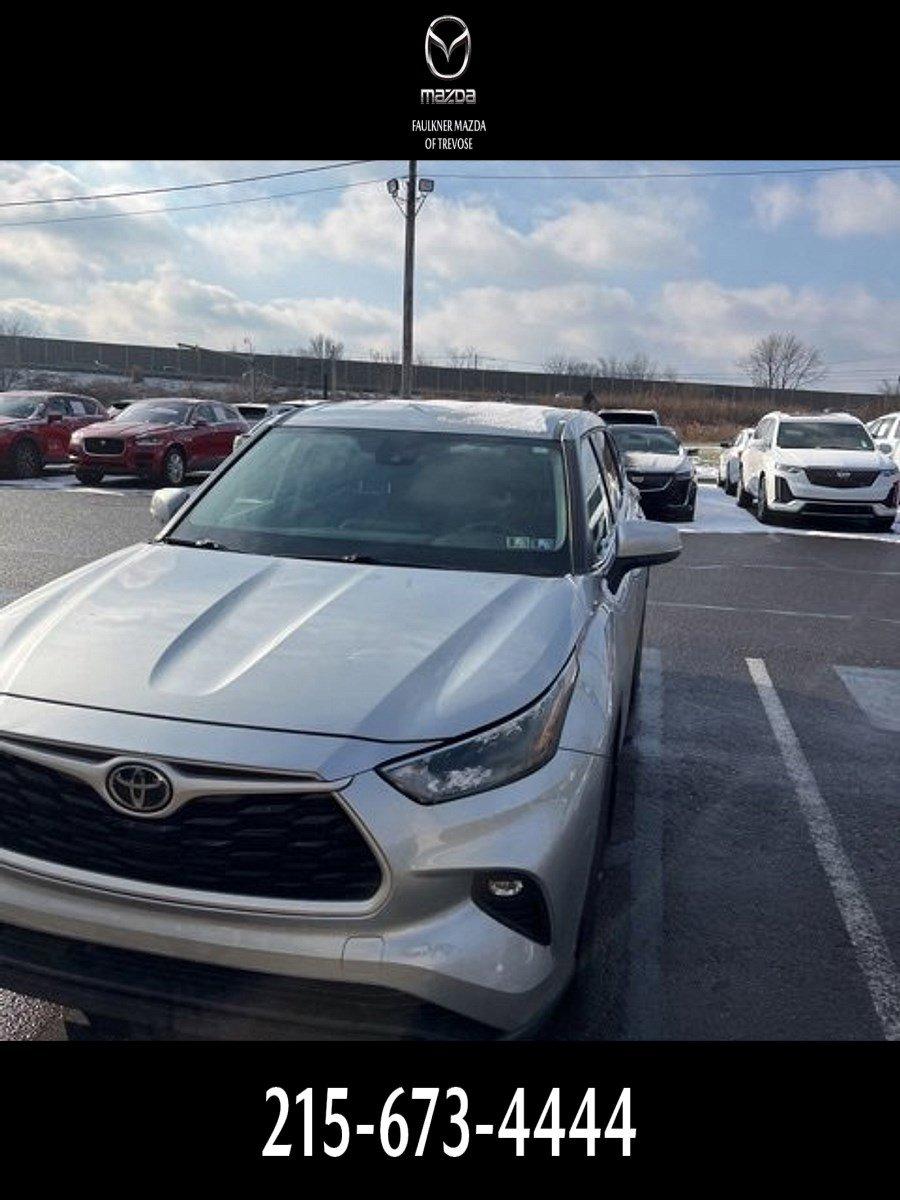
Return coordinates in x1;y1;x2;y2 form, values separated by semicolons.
775;462;804;475
378;655;579;804
880;466;899;477
674;465;693;478
135;435;163;445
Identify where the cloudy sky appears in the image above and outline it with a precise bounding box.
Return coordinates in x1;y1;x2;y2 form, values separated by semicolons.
1;159;898;392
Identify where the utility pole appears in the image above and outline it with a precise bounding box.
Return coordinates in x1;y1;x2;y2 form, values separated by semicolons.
401;160;417;398
387;165;434;400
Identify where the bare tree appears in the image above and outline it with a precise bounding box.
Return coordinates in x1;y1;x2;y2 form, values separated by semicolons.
877;377;900;398
447;345;483;369
737;332;827;390
0;312;43;390
595;352;660;381
306;334;345;360
544;355;596;377
370;348;399;363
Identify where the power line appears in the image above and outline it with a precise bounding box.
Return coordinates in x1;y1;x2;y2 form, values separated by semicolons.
0;176;391;229
0;160;373;209
429;162;900;183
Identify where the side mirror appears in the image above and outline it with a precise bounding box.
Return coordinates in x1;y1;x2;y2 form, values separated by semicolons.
150;487;191;527
47;412;63;424
192;418;209;428
606;519;681;591
877;441;893;455
719;440;731;449
687;447;699;457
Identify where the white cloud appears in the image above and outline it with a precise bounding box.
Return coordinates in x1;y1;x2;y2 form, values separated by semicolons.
188;184;697;285
751;181;803;230
810;171;900;236
753;170;900;237
57;268;397;351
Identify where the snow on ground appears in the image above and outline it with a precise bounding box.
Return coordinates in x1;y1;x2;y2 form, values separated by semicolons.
682;483;899;544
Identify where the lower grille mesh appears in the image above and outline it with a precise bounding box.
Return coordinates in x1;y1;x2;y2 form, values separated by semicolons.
0;751;381;902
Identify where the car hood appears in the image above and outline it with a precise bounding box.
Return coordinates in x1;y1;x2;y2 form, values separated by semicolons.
773;447;893;469
0;544;586;742
73;420;174;440
621;451;686;472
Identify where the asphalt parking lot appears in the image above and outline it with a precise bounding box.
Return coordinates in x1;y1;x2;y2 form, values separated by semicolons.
0;475;897;1040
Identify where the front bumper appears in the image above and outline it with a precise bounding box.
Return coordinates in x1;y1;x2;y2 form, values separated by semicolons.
69;442;163;476
629;473;696;517
0;696;609;1035
769;472;898;519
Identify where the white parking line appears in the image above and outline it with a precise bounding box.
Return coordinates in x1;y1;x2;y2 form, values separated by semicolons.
651;600;900;626
747;657;900;1041
627;646;664;1039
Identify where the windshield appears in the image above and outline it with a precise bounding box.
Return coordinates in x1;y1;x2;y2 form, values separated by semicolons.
776;421;873;451
608;427;681;455
112;401;190;425
0;397;40;419
168;427;571;576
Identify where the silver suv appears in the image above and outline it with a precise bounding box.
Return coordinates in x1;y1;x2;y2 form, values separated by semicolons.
0;400;679;1038
737;411;899;531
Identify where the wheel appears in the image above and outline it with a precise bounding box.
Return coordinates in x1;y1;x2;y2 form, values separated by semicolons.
755;475;772;524
682;500;696;522
10;440;42;479
159;447;186;486
724;469;737;497
735;468;751;508
870;516;896;533
75;468;104;486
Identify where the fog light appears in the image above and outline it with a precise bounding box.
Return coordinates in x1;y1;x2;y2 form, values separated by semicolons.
487;877;524;898
473;872;551;945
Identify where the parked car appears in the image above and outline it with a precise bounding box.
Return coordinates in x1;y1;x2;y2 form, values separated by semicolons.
68;398;248;486
717;427;754;494
606;423;697;521
867;411;900;466
0;391;109;478
0;399;680;1038
233;400;325;452
597;408;660;426
737;411;899;531
234;403;272;425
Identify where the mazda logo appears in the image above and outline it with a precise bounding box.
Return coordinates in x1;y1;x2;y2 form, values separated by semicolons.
107;763;173;815
425;16;471;80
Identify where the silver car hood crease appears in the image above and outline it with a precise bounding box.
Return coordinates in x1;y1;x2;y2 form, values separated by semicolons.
0;544;585;741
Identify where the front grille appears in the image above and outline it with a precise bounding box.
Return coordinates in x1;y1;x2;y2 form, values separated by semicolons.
84;437;125;455
627;471;673;492
804;468;879;488
0;750;381;903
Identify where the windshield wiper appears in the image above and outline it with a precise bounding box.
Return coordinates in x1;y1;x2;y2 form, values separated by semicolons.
163;537;242;553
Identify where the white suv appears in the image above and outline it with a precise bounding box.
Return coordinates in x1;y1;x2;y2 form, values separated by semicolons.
737;411;899;531
867;412;900;466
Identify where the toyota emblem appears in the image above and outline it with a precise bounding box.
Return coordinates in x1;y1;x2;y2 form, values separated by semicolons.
107;763;174;815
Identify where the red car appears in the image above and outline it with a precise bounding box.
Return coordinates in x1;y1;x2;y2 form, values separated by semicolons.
68;398;248;486
0;391;109;478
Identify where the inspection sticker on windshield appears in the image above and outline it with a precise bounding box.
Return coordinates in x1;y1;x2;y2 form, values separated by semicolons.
507;536;556;550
